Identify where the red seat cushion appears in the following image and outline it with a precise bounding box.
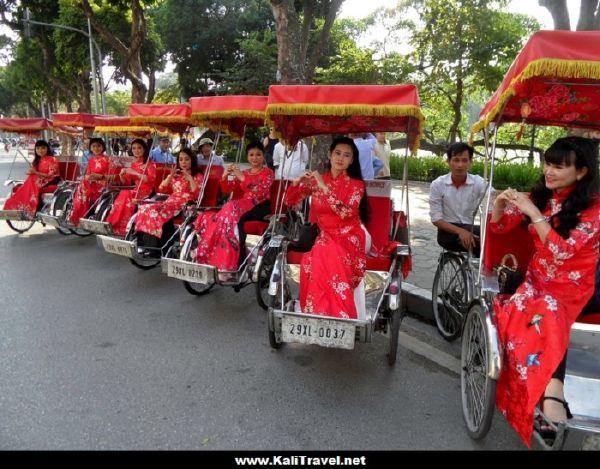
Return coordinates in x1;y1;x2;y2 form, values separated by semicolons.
576;313;600;325
287;250;305;264
366;256;391;271
483;213;535;274
244;220;269;235
41;185;58;194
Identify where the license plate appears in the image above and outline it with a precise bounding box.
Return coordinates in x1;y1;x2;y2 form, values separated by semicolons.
281;314;355;349
79;219;113;236
98;236;135;258
39;214;60;227
165;258;214;283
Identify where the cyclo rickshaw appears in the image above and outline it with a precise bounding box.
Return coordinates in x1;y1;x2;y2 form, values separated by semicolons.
0;117;80;234
161;95;300;298
263;84;422;365
78;115;154;236
462;30;600;449
37;112;115;237
96;103;210;270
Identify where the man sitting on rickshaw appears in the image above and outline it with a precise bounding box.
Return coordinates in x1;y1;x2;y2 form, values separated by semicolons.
429;142;487;257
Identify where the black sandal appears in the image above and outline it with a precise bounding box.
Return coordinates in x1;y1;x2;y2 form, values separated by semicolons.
534;396;573;448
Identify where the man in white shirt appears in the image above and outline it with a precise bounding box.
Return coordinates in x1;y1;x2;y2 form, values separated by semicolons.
374;132;391;179
273;139;309;179
429;143;487;256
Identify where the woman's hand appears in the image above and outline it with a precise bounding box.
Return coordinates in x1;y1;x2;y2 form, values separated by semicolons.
311;171;328;193
292;171;313;187
26;168;36;176
501;188;541;219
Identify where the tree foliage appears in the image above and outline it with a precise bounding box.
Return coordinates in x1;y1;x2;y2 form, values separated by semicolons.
156;0;274;98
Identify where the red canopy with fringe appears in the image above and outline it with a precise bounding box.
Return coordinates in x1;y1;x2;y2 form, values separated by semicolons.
128;103;191;133
51;112;99;129
265;84;424;152
472;30;600;136
0;118;53;132
190;95;267;138
93;116;153;136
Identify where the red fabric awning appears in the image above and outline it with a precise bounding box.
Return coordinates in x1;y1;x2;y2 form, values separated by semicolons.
93;116;153;135
265;85;424;151
190;95;267;137
128;103;191;133
51;112;99;129
472;30;600;136
0;118;53;132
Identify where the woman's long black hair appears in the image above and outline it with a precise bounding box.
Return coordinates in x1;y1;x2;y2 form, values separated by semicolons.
328;136;369;224
177;147;199;176
530;136;599;239
33;139;52;169
130;138;149;163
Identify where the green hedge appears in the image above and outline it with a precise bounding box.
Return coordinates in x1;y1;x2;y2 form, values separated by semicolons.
390;155;542;191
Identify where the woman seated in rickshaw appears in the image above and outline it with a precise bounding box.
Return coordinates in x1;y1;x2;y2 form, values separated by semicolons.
134;148;203;256
69;137;114;226
105;138;157;236
285;136;369;319
193;140;274;270
490;136;600;445
3;139;59;215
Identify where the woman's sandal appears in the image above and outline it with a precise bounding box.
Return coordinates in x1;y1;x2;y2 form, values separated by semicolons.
535;396;573;448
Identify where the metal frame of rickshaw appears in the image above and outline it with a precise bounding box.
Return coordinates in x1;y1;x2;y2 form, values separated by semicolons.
36;112;119;238
0;118;80;234
159;95;300;299
461;30;600;450
96;103;203;270
262;84;423;366
78;116;155;237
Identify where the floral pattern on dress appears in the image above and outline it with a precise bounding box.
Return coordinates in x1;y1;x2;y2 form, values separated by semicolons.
69;155;114;225
193;167;274;271
490;188;600;446
286;172;366;319
3;156;59;215
135;172;204;238
106;160;157;236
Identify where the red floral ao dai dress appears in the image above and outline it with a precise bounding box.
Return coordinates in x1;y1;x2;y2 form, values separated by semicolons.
135;172;204;239
490;187;600;445
69;154;114;225
3;156;59;215
194;167;273;271
106;160;157;236
286;172;366;319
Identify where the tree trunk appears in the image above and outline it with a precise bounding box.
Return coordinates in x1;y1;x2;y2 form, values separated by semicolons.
305;0;344;83
448;75;463;143
539;0;571;30
576;0;600;30
270;0;306;84
80;0;148;103
146;69;156;104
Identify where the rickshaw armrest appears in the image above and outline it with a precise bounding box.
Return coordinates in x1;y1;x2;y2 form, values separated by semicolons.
4;179;23;187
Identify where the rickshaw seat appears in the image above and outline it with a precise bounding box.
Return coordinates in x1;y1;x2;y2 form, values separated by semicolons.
243;180;287;236
153;163;173;192
57;160;80;181
285;180;396;271
482;213;535;275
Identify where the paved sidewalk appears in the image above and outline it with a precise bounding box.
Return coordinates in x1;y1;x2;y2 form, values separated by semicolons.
391;179;439;291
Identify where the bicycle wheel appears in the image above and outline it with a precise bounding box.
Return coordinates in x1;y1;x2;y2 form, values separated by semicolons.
51;189;73;236
126;229;161;270
387;308;402;366
461;303;497;440
180;231;214;296
6;218;35;234
255;247;278;310
432;253;468;342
